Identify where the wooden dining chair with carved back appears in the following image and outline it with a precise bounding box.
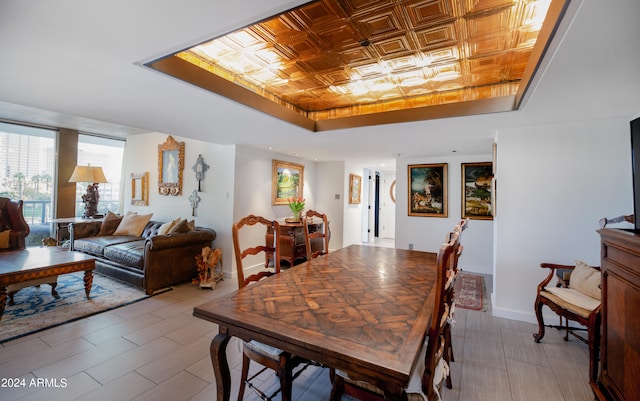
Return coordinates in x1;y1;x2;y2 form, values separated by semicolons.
232;214;308;401
442;218;467;389
329;235;456;401
302;209;330;260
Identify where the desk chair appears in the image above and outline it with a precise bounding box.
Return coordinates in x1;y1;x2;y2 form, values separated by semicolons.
302;210;329;260
329;233;456;401
232;215;307;401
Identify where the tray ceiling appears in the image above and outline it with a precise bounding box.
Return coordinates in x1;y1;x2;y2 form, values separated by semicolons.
147;0;567;131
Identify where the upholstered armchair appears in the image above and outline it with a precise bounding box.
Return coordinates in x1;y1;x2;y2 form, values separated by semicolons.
0;197;30;250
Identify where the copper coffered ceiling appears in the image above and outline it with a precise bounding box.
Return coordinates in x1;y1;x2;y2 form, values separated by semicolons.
148;0;568;131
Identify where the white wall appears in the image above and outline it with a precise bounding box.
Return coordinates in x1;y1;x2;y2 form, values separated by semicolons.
315;161;345;250
123;132;236;275
493;118;633;322
395;154;494;275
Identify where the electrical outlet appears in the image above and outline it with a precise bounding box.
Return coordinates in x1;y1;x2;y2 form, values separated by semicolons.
408;243;414;250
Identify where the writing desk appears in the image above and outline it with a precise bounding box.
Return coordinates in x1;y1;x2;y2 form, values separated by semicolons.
193;245;438;401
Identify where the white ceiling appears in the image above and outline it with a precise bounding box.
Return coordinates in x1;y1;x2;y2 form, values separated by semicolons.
1;0;639;168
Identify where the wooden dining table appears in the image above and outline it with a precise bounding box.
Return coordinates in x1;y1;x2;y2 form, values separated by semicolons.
193;244;438;401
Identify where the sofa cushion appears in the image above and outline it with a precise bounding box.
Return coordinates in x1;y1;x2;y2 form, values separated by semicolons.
169;219;191;234
73;235;142;257
113;212;153;236
103;240;145;269
98;211;123;236
158;218;181;235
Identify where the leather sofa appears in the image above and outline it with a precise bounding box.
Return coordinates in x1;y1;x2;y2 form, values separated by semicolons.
69;219;216;295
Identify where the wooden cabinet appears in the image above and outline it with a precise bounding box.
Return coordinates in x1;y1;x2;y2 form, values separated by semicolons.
266;221;324;267
593;228;640;401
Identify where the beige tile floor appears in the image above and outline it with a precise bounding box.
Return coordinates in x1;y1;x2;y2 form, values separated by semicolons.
0;261;594;401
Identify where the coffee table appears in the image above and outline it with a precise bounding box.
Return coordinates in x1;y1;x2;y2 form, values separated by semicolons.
0;247;96;321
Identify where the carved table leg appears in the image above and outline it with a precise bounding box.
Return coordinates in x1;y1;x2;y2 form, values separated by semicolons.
0;286;6;321
50;281;58;297
211;332;232;401
83;270;93;299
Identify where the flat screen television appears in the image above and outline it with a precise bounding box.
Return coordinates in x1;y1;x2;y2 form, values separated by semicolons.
632;116;640;230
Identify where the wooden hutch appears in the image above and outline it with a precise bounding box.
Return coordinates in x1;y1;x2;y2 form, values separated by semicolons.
593;228;640;401
266;220;325;267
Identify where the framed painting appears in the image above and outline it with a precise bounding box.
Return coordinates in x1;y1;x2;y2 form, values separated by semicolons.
349;174;361;204
461;162;494;220
158;135;185;196
131;172;149;206
408;163;448;217
272;160;304;205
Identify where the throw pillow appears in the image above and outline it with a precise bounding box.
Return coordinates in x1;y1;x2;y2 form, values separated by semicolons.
98;211;123;236
0;229;10;249
168;219;191;234
570;260;601;300
157;218;181;235
113;212;153;236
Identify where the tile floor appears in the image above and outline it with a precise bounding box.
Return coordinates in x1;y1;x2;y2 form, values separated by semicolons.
0;253;595;401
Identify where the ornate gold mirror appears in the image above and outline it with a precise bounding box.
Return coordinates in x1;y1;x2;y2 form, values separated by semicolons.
158;135;185;196
131;172;149;206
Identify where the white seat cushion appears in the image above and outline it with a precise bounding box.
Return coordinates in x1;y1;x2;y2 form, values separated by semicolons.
244;340;284;360
543;286;600;313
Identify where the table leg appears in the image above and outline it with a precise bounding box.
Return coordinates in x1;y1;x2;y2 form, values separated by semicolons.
0;286;6;322
210;332;231;401
83;270;93;299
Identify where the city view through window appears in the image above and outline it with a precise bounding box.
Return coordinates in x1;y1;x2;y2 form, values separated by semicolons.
0;123;124;246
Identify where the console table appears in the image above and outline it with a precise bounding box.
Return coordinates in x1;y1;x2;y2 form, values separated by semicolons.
593;228;640;401
266;220;324;267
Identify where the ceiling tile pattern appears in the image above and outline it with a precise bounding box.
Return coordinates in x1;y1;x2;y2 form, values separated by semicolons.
161;0;558;128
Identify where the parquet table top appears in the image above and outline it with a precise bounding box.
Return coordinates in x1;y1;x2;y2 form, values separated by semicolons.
194;245;437;401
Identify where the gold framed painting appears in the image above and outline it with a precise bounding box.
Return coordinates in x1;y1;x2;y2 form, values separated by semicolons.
158;135;185;196
349;174;361;204
408;163;448;217
131;172;149;206
461;162;494;220
272;160;304;205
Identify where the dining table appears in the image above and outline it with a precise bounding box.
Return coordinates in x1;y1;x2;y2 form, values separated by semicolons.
193;244;438;401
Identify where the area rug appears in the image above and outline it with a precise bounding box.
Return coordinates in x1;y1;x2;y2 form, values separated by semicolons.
454;271;485;311
0;272;162;343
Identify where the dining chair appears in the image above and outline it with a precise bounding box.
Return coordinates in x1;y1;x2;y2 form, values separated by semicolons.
443;218;468;389
232;214;307;401
302;209;330;259
329;234;456;401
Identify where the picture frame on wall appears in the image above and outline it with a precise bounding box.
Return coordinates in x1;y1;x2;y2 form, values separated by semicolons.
408;163;448;217
158;135;184;196
461;162;494;220
272;160;304;205
349;174;361;204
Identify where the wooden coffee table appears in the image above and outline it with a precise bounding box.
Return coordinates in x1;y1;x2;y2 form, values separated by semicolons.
0;247;96;321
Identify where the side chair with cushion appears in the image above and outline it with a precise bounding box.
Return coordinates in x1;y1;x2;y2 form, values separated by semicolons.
232;214;307;401
443;218;467;389
533;260;601;382
329;232;457;401
302;209;329;260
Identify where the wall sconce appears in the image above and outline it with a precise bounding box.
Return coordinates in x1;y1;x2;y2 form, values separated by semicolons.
69;165;108;218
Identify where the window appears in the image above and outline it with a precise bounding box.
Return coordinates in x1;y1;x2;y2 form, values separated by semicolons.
76;134;125;216
0;122;56;247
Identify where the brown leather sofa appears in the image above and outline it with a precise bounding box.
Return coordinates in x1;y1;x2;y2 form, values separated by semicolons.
0;197;30;250
69;219;215;294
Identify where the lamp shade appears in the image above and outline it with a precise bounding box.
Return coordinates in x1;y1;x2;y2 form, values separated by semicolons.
69;165;108;183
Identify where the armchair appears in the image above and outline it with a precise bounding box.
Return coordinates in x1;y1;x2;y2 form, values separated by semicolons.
533;260;601;382
0;197;30;250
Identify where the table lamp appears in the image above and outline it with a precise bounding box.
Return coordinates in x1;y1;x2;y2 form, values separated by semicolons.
69;165;108;218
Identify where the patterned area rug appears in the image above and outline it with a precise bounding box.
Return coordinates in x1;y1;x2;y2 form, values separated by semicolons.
454;272;485;311
0;272;159;343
